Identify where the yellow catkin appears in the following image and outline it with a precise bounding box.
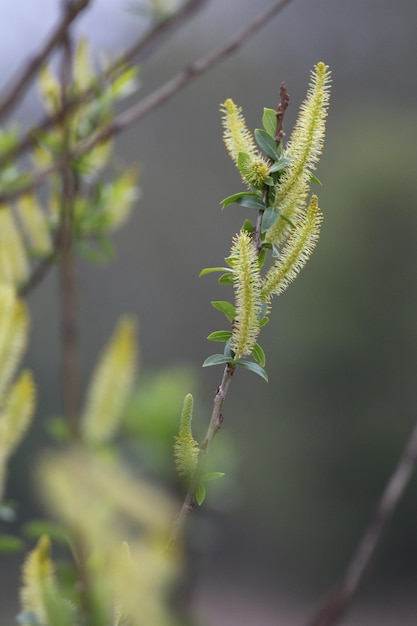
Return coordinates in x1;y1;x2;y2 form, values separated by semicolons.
265;62;331;245
17;194;53;256
0;207;29;285
221;99;270;187
81;317;137;446
261;195;323;300
173;393;199;479
20;535;55;624
229;230;262;358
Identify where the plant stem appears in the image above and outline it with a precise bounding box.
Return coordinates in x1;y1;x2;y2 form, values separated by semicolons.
58;29;80;442
168;363;235;548
307;418;417;626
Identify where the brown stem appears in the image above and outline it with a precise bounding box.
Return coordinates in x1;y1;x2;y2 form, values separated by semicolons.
58;30;80;442
0;0;294;207
307;418;417;626
0;0;90;122
168;363;235;548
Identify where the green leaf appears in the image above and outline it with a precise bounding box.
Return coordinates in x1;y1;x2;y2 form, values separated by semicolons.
207;330;232;342
252;343;266;367
262;206;281;231
211;300;236;323
195;483;206;506
269;156;291;173
23;520;67;544
236;360;268;382
262;107;277;138
310;174;322;185
254;129;280;160
46;416;71;442
258;248;266;268
199;267;232;277
201;472;225;483
242;219;255;233
218;273;234;285
0;534;24;553
221;191;265;211
202;354;233;368
260;316;269;327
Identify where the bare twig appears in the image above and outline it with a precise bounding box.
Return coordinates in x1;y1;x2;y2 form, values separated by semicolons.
168;363;235;548
0;0;294;207
18;249;59;298
307;418;417;626
0;0;91;122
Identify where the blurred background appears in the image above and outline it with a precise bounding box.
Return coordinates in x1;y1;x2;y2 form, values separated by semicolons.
1;0;417;624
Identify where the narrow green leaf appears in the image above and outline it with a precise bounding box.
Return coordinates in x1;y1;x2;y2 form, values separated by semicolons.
221;191;259;208
199;267;232;277
260;316;269;328
195;483;206;506
269;156;291;173
254;129;280;160
221;191;265;211
202;354;233;368
236;360;269;382
310;174;322;185
23;520;67;544
252;343;266;367
207;330;232;342
218;273;234;285
242;219;255;233
262;107;277;138
0;534;24;553
262;206;281;231
211;300;236;323
202;472;225;482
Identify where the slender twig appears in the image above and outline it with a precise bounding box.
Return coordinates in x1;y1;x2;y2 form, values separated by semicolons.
58;29;80;442
168;363;235;548
253;83;290;252
18;249;59;298
307;418;417;626
0;0;207;171
0;0;91;122
0;0;294;207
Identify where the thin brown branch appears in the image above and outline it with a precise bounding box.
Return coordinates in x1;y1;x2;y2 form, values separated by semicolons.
0;0;208;171
0;0;294;207
0;0;91;122
168;363;235;548
307;418;417;626
18;249;58;299
58;31;80;442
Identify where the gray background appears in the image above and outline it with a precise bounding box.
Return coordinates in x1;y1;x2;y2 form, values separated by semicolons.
1;1;417;624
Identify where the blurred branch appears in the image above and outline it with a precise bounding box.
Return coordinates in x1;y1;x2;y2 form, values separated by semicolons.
0;0;91;122
0;0;294;206
0;0;208;171
58;30;81;442
307;418;417;626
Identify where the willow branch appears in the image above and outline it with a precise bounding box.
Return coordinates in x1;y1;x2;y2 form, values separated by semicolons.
58;31;80;442
0;0;294;207
0;0;91;122
307;418;417;626
168;363;235;548
0;0;207;171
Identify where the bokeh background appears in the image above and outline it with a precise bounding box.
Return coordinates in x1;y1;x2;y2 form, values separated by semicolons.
1;0;417;624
